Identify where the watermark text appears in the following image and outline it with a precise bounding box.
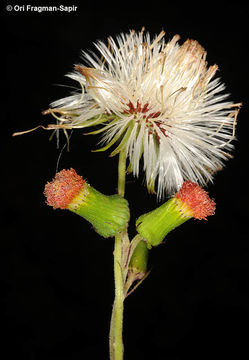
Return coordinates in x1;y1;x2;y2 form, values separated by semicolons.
6;4;78;13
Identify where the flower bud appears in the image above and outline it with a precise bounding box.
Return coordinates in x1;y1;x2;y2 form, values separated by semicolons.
136;181;215;247
44;168;130;238
129;239;149;279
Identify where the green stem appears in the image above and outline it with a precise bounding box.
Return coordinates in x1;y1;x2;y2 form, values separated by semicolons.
110;150;127;360
113;232;124;359
118;149;126;197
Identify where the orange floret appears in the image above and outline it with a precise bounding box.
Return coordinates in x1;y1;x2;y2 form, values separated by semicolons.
44;168;85;209
175;180;215;220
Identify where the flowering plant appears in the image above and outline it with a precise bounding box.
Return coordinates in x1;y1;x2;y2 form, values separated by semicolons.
14;29;241;360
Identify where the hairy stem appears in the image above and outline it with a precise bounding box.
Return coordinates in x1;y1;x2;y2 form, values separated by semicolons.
110;150;127;360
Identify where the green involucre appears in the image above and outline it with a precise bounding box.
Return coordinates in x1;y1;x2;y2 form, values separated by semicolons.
136;198;191;246
69;185;130;238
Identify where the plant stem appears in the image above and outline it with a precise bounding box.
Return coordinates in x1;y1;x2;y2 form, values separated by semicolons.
110;150;127;360
113;232;124;359
117;149;126;197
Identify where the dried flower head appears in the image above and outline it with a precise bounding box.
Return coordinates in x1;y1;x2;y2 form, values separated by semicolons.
43;29;241;199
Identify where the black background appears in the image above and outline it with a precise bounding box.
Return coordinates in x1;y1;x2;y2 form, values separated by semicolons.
2;1;249;359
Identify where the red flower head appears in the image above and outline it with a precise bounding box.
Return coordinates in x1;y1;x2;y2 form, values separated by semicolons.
44;168;85;209
175;180;216;220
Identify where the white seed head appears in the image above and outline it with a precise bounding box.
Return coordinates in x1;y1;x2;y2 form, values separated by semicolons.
47;29;241;199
